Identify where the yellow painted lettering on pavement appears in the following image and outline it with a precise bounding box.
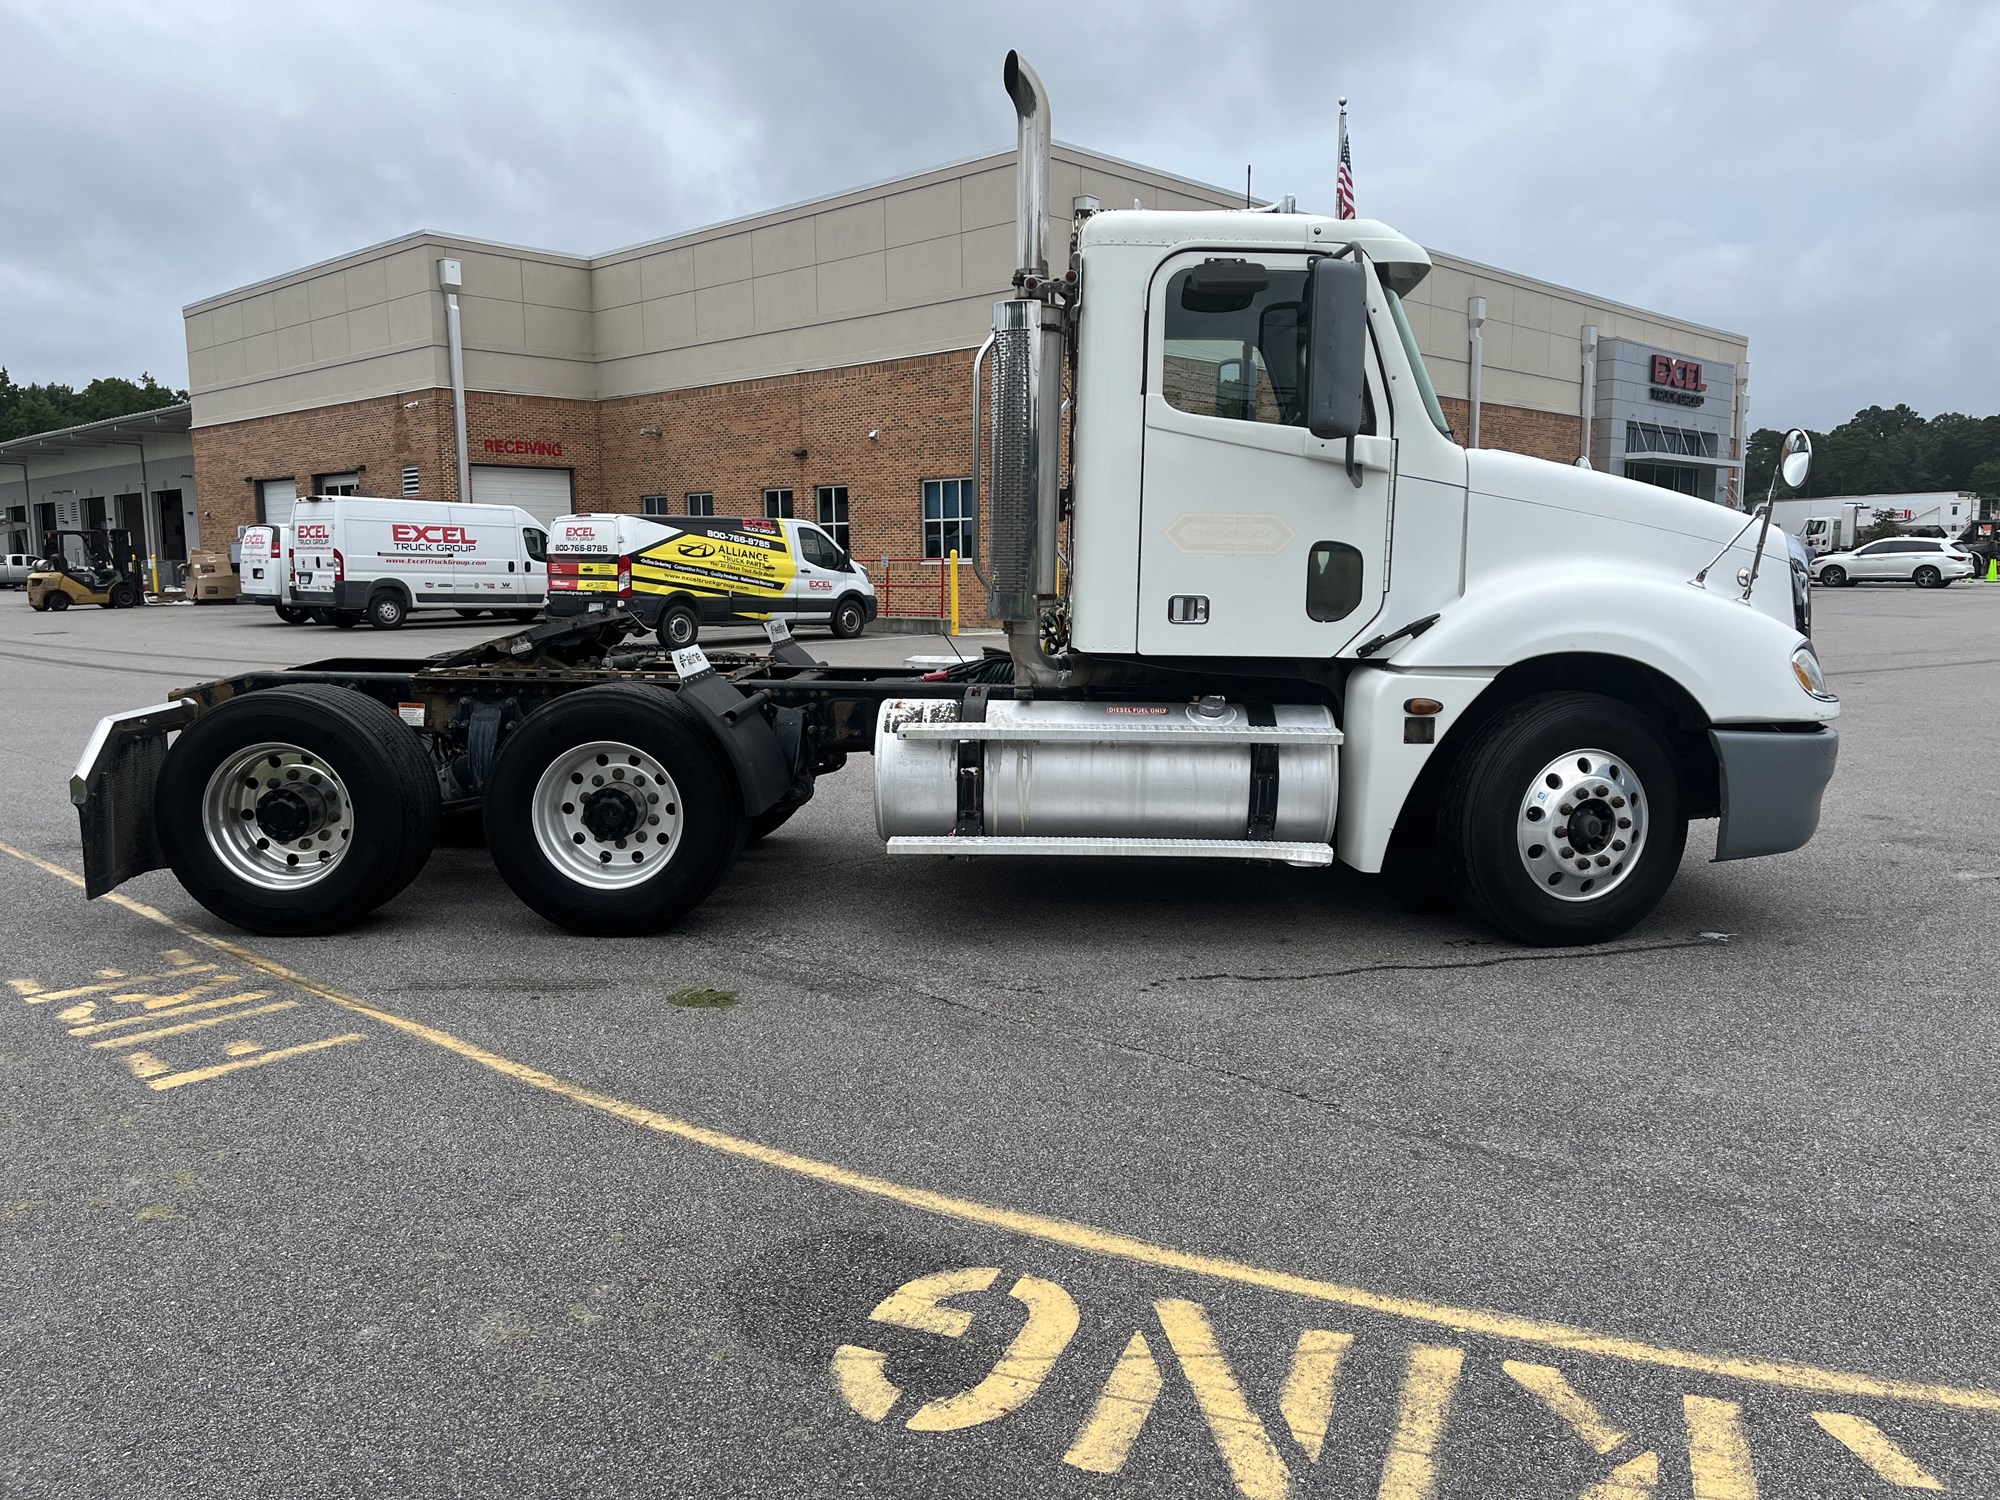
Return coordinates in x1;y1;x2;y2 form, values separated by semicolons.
147;1031;365;1090
1684;1395;1759;1500
1809;1412;1944;1489
1279;1328;1354;1463
69;992;272;1036
1376;1344;1465;1500
829;1345;900;1424
905;1274;1079;1432
25;965;214;1005
1154;1297;1292;1500
9;978;44;997
1063;1330;1165;1474
1505;1360;1631;1454
1582;1452;1659;1500
870;1266;998;1337
88;1001;297;1049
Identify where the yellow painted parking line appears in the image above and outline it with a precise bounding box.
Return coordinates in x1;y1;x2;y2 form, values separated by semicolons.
147;1032;365;1091
68;991;272;1036
1377;1345;1465;1500
3;838;1998;1414
1809;1412;1945;1489
87;1001;297;1049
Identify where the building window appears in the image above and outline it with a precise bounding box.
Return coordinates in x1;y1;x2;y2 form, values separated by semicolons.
641;495;671;516
763;487;794;520
401;465;421;497
315;471;360;496
1626;422;1717;459
685;492;715;517
815;484;850;551
922;477;976;560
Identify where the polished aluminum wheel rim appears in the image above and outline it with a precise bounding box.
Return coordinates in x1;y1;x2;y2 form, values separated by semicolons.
531;739;683;889
202;741;354;891
1516;748;1646;903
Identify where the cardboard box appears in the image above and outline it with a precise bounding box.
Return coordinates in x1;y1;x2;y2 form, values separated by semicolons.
192;574;239;603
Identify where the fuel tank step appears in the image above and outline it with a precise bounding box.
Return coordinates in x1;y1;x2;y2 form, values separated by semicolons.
886;835;1334;865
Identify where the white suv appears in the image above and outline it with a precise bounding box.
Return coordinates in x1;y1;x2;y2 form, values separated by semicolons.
1811;537;1977;589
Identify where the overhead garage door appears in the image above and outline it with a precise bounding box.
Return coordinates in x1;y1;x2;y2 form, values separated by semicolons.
471;465;574;528
257;479;296;524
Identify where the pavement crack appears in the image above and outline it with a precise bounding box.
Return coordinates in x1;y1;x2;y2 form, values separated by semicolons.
1148;934;1730;991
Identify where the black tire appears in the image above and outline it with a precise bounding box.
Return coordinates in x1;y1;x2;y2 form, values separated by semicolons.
1913;566;1941;589
506;609;542;622
45;591;69;612
276;605;313;624
482;683;742;935
455;609;487;620
155;685;441;935
656;603;700;651
1439;692;1686;947
328;611;363;629
368;591;408;629
829;596;867;639
747;805;797;842
108;581;141;609
1817;565;1845;587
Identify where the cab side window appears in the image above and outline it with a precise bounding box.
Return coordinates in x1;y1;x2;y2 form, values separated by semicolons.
799;527;845;570
1162;263;1374;433
523;528;547;562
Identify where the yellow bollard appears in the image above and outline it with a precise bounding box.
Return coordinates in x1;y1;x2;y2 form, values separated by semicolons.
948;548;961;635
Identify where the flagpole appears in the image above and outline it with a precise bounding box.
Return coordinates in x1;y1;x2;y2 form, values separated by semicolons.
1336;97;1352;220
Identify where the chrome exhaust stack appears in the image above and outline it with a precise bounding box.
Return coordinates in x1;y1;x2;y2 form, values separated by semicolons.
977;51;1067;680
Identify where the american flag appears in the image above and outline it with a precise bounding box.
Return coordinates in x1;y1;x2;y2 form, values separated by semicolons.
1335;106;1355;219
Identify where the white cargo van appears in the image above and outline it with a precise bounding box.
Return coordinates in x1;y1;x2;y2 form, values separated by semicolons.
544;512;877;646
289;496;550;629
238;524;314;622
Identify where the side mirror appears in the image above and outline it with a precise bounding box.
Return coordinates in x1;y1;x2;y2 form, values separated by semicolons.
1307;257;1368;440
1778;427;1812;491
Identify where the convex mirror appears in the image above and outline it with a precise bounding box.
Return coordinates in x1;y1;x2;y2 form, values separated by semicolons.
1779;427;1812;491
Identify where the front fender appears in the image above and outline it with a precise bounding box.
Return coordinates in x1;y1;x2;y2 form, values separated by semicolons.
1384;565;1832;726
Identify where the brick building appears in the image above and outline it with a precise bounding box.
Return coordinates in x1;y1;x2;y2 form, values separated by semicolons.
179;143;1749;621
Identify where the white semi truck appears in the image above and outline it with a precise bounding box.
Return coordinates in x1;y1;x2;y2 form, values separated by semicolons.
69;53;1837;947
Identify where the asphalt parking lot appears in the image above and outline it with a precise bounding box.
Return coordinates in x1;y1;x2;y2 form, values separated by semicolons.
3;587;1998;1499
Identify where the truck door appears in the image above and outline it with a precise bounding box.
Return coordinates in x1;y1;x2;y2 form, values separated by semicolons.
1137;251;1393;657
791;524;847;623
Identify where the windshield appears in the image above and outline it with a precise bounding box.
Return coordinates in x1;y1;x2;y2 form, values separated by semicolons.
1380;278;1452;439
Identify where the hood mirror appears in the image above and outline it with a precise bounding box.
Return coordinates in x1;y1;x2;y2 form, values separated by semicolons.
1779;428;1812;491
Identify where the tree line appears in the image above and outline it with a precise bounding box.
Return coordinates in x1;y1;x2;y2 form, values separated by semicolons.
0;368;188;444
1746;405;2000;510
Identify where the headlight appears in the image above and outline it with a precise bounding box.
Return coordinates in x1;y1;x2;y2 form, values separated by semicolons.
1790;643;1834;700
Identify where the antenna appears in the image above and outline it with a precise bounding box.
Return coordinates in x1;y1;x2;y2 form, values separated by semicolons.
1245;165;1251;208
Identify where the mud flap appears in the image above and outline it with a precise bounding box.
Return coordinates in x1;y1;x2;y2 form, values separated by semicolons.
670;647;798;818
70;700;198;898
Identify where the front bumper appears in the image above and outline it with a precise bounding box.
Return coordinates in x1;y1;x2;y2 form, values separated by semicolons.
1710;725;1839;861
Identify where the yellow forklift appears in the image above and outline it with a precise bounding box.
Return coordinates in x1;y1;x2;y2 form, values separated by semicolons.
27;529;146;611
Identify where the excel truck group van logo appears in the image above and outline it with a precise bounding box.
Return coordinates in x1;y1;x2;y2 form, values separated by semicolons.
391;523;477;552
295;523;331;542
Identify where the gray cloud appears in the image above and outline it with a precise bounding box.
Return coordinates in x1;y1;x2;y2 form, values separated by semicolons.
2;0;1994;430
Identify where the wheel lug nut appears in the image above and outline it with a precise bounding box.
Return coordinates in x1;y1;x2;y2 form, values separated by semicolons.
1595;855;1610;867
1554;825;1569;839
1611;796;1626;808
1617;817;1631;829
1559;847;1574;859
1558;803;1574;816
1612;839;1626;852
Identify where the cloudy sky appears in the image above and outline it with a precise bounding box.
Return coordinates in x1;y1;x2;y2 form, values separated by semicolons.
1;0;1994;430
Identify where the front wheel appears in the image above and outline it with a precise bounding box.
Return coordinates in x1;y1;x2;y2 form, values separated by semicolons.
1439;692;1686;946
483;684;742;935
1817;565;1846;587
1913;566;1941;588
108;581;141;609
154;685;440;934
829;596;867;639
45;591;70;612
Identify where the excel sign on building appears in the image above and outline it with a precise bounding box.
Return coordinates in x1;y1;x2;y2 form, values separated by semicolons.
1591;338;1741;504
